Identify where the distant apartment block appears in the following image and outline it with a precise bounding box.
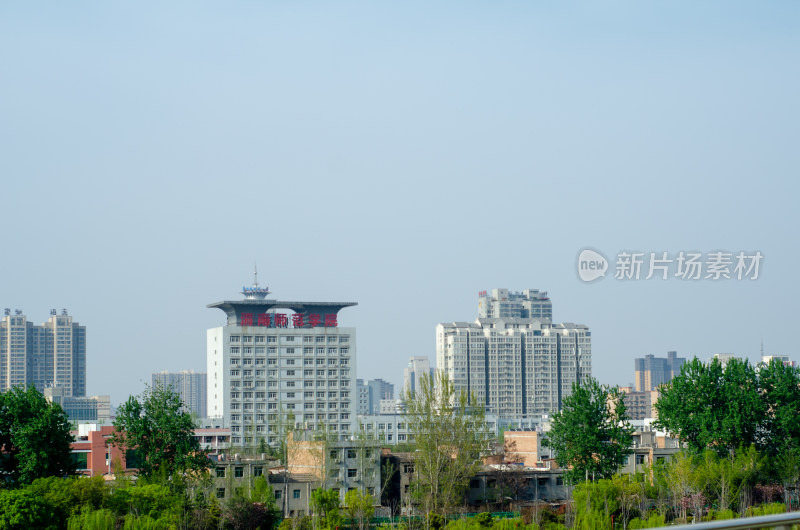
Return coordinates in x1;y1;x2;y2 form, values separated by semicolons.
356;378;394;415
403;356;432;397
477;288;552;322
711;353;740;367
45;385;111;423
438;289;590;417
761;355;796;368
152;370;207;418
634;351;685;392
618;386;659;420
0;309;86;397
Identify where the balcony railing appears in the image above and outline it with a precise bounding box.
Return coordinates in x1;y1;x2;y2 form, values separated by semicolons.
668;512;800;530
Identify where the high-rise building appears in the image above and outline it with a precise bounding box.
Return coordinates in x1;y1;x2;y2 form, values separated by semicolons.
436;319;591;417
356;378;394;414
207;274;357;447
403;356;432;397
761;355;796;368
0;309;86;397
477;289;552;322
634;351;685;392
44;386;111;423
152;370;208;418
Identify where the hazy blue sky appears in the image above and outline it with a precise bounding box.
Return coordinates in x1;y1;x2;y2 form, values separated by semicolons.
1;2;798;406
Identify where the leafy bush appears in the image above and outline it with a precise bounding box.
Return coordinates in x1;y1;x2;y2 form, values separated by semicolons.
627;513;665;528
0;488;58;530
745;502;786;517
66;507;117;530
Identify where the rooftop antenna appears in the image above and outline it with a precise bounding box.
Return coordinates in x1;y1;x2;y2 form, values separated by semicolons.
242;263;270;300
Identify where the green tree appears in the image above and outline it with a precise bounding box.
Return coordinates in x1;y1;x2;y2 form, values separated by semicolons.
0;385;76;486
310;488;342;528
403;372;489;517
654;358;764;456
543;378;633;484
759;359;800;457
344;489;374;530
110;383;210;483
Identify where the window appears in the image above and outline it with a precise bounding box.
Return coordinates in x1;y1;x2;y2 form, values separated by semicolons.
293;489;301;499
286;359;295;365
347;469;357;478
287;370;295;376
217;488;226;498
230;336;240;343
347;449;357;458
235;467;243;478
275;490;282;499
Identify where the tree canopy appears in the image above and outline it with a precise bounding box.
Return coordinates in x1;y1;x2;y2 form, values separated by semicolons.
654;357;800;458
543;378;634;484
0;385;75;486
110;383;210;482
654;357;765;456
404;372;490;516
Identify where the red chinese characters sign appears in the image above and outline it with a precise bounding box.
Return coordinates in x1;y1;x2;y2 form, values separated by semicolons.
239;312;337;328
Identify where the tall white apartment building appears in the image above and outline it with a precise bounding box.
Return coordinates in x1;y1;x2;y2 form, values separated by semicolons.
152;370;208;418
207;277;357;447
437;289;590;417
403;356;432;397
0;309;86;397
478;289;552;322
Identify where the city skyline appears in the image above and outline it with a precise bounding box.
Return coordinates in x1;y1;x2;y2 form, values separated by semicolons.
1;2;797;406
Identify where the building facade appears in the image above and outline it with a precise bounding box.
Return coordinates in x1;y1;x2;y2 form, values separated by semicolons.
45;386;111;423
634;351;685;392
152;370;208;418
403;356;432;398
0;309;86;397
618;386;660;421
207;278;357;447
477;289;552;322
437;318;591;417
356;378;394;415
